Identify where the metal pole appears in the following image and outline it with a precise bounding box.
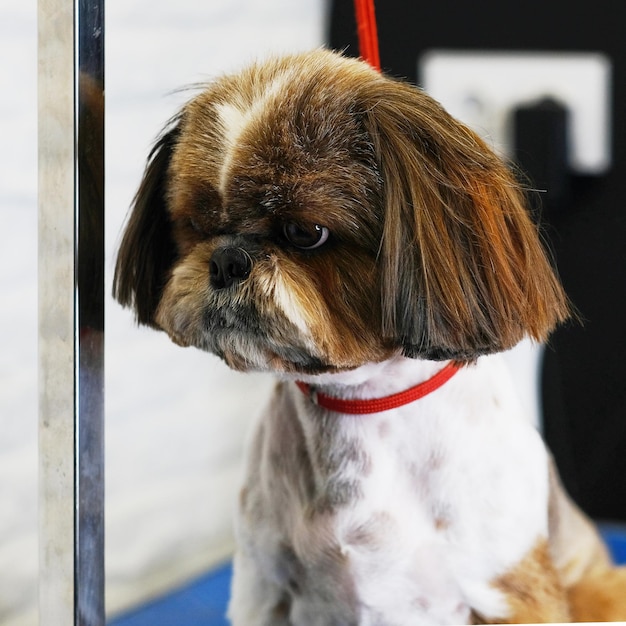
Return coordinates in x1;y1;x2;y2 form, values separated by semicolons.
38;0;105;622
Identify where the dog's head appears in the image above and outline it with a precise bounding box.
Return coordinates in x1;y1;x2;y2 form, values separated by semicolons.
113;49;569;374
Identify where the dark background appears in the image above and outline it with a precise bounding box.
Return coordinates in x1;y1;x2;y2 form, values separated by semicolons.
328;0;626;522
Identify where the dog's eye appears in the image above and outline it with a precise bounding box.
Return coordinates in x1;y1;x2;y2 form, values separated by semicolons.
283;222;330;250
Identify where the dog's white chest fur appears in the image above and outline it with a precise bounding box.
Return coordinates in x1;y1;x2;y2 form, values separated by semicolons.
230;355;550;625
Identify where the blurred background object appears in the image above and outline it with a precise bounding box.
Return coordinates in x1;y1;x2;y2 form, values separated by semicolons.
330;0;626;523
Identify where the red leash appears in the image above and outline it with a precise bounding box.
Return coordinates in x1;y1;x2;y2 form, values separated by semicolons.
354;0;380;70
295;363;460;415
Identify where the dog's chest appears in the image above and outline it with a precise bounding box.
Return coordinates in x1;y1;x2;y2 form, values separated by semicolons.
243;371;549;624
296;412;475;624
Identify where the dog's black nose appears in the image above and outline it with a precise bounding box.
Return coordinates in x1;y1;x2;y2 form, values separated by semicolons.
209;247;252;290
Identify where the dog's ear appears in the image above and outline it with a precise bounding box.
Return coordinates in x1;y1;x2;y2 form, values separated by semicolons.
112;121;180;328
360;80;570;361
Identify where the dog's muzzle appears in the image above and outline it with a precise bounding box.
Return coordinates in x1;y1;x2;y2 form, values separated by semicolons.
209;246;252;290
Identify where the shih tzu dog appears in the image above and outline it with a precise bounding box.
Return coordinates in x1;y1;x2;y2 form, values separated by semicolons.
113;49;626;624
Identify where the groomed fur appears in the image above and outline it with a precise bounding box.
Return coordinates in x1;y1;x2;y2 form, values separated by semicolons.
359;85;569;359
113;49;569;364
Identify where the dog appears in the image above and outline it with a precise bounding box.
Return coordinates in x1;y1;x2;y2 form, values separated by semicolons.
113;49;626;624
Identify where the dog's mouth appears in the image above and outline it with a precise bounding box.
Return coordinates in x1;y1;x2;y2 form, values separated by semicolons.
219;343;339;375
163;301;338;375
154;252;375;375
211;330;339;375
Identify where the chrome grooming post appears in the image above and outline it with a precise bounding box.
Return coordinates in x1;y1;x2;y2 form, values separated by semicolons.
38;0;105;623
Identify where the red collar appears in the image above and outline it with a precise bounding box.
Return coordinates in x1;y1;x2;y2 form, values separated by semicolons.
295;362;460;415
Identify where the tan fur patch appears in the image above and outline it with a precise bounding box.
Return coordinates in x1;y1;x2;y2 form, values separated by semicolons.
273;255;391;368
483;539;570;624
567;566;626;622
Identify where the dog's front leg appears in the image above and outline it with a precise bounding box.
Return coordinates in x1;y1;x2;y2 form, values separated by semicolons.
227;401;299;626
228;548;291;626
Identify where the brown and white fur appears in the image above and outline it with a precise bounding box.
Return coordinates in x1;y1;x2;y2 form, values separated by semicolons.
113;49;626;624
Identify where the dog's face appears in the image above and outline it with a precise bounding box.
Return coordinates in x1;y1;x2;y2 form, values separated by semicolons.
113;49;569;375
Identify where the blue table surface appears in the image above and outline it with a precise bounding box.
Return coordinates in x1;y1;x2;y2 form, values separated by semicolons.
109;525;626;626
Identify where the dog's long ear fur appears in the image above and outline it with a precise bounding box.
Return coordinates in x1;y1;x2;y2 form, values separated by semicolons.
112;122;180;328
361;79;570;361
